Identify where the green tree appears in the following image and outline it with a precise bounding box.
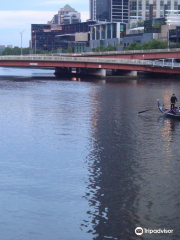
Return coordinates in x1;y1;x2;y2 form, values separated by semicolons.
124;39;168;50
92;44;116;52
1;47;33;55
124;42;140;50
62;47;72;53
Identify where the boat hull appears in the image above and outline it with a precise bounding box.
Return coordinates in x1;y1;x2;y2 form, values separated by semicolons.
158;100;180;118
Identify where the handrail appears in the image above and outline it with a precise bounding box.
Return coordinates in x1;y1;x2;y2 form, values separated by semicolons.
2;48;180;58
0;55;179;69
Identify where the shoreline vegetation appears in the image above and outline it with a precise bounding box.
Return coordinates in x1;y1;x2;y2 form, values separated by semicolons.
1;39;180;55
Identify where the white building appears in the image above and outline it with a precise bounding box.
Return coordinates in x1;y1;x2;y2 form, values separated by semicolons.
129;0;180;26
58;5;81;25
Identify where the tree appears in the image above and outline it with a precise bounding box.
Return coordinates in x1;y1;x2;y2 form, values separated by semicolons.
124;42;141;50
1;47;32;55
62;47;72;53
124;39;168;50
0;47;61;55
92;44;116;52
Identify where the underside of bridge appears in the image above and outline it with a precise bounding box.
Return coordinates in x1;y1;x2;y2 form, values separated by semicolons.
54;67;180;78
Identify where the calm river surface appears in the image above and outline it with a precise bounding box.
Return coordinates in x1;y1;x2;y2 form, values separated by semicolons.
0;67;180;240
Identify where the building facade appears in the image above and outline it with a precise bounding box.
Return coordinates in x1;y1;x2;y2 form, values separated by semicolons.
31;21;96;52
90;0;129;23
169;26;180;43
129;0;180;25
89;22;126;49
58;5;81;25
61;21;96;34
122;33;154;48
31;24;62;51
55;33;89;53
123;17;175;48
55;21;96;52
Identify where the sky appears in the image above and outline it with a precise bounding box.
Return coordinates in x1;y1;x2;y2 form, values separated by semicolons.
0;0;89;48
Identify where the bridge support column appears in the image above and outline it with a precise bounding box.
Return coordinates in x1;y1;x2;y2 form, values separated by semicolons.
54;67;106;78
76;68;80;73
128;71;137;76
82;68;106;77
54;67;71;76
112;69;137;76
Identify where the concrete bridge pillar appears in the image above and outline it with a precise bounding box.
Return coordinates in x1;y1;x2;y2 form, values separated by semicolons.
57;67;107;77
76;68;80;73
112;69;137;76
83;68;106;77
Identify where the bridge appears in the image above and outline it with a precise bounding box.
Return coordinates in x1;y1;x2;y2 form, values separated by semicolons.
78;48;180;60
0;55;180;77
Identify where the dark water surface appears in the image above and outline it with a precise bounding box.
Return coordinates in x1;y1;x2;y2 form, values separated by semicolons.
0;67;180;240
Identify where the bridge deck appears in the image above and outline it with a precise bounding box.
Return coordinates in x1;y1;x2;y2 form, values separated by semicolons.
0;55;180;74
76;48;180;60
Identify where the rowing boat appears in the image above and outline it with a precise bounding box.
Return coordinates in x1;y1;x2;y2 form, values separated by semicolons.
158;99;180;118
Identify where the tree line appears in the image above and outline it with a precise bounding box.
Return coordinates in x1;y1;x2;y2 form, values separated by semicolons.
1;40;180;55
0;47;64;55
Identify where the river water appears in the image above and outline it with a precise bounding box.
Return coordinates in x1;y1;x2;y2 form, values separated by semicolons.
0;67;180;240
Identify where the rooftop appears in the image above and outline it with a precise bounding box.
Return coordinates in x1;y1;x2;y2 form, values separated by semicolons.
61;4;75;11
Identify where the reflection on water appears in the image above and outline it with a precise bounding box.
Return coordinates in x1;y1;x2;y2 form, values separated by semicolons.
0;67;180;240
81;81;180;240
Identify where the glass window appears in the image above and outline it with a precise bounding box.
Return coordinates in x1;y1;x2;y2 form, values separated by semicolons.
160;1;164;10
160;11;164;17
130;0;137;11
146;0;149;10
167;1;171;10
112;23;117;38
107;24;111;39
96;0;111;21
144;18;166;33
138;0;142;10
120;25;124;31
130;11;137;16
96;25;100;40
153;0;156;10
174;1;178;10
101;25;106;39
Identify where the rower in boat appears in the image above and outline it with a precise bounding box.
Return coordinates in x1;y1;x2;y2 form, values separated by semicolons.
158;99;180;118
170;94;178;112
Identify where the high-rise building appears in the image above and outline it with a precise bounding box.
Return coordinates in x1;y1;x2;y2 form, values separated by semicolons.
58;4;81;25
129;0;180;22
90;0;129;23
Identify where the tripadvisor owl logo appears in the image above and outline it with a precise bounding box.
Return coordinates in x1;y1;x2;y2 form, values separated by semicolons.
135;227;143;235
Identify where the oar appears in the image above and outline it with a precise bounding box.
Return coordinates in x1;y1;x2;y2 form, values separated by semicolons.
138;107;157;114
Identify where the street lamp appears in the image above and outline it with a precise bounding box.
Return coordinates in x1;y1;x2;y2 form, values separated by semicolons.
35;33;37;55
167;20;170;49
17;29;27;55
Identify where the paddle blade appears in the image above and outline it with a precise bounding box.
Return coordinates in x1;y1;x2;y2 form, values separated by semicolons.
138;109;151;114
138;107;157;114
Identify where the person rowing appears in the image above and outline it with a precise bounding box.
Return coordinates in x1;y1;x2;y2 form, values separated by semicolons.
170;93;178;112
